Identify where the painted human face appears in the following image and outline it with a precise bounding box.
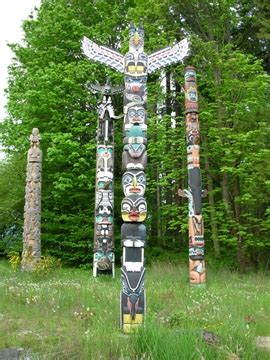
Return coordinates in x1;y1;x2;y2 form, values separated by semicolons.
126;106;146;125
121;195;147;222
122;170;146;196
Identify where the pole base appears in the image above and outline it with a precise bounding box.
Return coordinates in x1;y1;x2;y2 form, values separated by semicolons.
122;314;143;333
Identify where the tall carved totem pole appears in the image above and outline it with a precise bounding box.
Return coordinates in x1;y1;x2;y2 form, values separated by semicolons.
81;23;189;332
22;128;42;271
88;79;123;277
179;67;206;285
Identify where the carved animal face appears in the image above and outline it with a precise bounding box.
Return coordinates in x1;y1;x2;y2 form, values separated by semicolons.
96;190;113;214
95;190;113;224
125;52;147;75
129;27;144;49
184;68;196;83
124;75;147;104
186;113;200;145
122;170;146;196
97;145;113;183
97;145;113;162
123;138;146;158
121;195;147;222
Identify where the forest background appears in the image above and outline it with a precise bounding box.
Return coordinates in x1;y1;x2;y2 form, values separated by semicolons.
0;0;269;271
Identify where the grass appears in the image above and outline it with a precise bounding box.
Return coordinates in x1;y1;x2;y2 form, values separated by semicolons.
0;260;270;359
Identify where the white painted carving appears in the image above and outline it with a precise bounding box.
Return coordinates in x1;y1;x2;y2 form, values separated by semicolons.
148;38;190;74
81;36;124;73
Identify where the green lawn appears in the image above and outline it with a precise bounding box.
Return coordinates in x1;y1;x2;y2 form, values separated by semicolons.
0;260;269;359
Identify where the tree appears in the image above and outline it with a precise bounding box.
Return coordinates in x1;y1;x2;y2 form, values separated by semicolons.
0;0;269;269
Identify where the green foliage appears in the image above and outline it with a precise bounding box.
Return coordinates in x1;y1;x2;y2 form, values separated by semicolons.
32;255;62;275
7;250;61;275
0;0;269;268
7;251;21;271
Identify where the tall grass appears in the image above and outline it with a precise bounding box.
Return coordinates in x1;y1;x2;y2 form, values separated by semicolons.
0;260;269;359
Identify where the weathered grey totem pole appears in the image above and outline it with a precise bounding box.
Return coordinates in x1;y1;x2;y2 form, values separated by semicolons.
22;128;42;271
81;23;189;332
88;79;123;277
179;67;206;285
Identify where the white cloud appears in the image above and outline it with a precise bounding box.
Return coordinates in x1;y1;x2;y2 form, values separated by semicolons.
0;1;41;120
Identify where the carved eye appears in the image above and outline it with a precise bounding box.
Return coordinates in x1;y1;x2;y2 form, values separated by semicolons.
122;203;131;212
138;175;145;183
138;110;145;118
138;30;144;38
138;203;146;212
123;175;132;185
139;77;147;84
129;109;136;117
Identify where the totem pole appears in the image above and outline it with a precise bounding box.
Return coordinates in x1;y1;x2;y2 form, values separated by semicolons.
81;22;189;332
21;128;42;271
88;78;123;277
179;67;206;285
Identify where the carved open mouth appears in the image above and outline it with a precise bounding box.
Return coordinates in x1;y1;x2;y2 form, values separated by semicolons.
128;212;139;221
130;188;140;193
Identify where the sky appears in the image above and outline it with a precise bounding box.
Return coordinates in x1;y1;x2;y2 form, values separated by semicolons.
0;0;41;120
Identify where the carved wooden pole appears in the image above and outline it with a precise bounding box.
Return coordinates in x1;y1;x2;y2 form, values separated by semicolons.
88;79;123;277
179;67;206;285
120;23;148;333
81;24;189;332
22;128;42;271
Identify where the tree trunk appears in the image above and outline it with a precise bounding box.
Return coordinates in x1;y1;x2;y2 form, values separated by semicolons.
233;176;246;272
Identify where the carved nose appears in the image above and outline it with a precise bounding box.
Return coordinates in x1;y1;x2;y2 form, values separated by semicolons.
132;85;139;92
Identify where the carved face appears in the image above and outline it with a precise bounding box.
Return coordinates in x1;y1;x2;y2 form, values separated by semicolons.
95;223;113;238
96;190;113;212
96;213;113;224
126;106;146;125
97;145;113;183
124;75;147;104
186;87;197;102
30;127;40;148
187;145;200;169
97;145;113;161
125;53;147;75
186;113;200;145
96;190;113;224
122;170;146;196
121;195;147;222
189;246;204;260
123;138;146;158
184;69;196;83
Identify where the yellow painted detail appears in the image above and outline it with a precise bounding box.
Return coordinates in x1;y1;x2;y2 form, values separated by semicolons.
127;65;144;74
123;314;143;333
128;65;136;72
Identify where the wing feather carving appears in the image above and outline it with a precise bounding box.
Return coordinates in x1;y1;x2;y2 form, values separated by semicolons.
148;38;190;74
81;36;124;73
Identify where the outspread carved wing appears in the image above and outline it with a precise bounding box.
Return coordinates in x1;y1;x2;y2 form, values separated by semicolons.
81;36;124;73
148;38;190;74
